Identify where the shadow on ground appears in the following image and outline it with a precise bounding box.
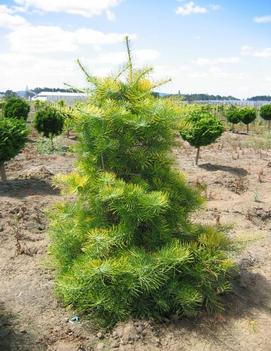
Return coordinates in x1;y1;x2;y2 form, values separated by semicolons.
0;178;59;198
165;264;271;350
0;303;45;351
199;163;248;177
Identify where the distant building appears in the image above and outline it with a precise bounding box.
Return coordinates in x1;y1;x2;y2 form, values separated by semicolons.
32;91;88;104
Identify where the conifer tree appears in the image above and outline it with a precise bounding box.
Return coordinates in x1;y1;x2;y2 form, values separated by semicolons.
49;38;233;326
260;104;271;131
180;109;224;165
239;107;256;133
34;105;64;149
225;105;240;132
3;97;30;121
0;118;28;181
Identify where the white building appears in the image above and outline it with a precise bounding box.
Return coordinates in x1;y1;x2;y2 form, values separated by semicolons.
32;91;88;104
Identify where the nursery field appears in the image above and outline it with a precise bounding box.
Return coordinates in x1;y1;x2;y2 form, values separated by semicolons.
1;129;271;351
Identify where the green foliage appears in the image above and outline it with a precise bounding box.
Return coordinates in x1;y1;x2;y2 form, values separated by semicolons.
36;136;69;155
180;110;224;148
33;99;47;111
260;104;271;121
238;106;256;132
3;97;30;121
225;105;240;125
49;38;234;327
238;107;256;125
34;105;64;138
0;118;28;164
0;100;5;110
55;103;75;136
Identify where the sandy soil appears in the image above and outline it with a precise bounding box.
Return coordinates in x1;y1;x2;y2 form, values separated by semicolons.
1;132;271;351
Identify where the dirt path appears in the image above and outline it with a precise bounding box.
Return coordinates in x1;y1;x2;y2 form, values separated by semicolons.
1;132;271;351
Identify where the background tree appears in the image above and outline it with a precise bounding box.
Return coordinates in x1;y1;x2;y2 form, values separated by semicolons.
48;38;233;327
3;97;30;121
4;90;16;98
55;101;75;138
260;104;271;131
0;118;28;181
0;100;5;117
225;105;240;132
180;110;224;165
34;105;64;149
238;107;256;133
33;99;47;112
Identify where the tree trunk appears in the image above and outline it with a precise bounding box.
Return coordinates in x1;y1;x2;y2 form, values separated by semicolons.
269;120;271;132
195;147;200;166
247;124;249;134
0;163;7;182
50;135;54;150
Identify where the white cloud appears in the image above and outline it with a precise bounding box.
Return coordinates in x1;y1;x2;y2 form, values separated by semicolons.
209;4;221;11
253;15;271;24
14;0;122;18
241;45;271;58
0;17;155;91
240;45;253;55
208;66;247;80
7;25;135;54
254;48;271;58
75;29;136;46
176;1;208;15
0;4;139;90
193;57;240;65
134;49;160;63
0;46;159;91
189;72;208;78
106;10;116;21
8;25;77;53
185;66;245;80
0;52;82;90
0;4;28;28
97;49;160;65
176;2;221;16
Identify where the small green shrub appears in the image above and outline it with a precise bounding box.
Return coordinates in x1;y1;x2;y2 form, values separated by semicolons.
0;118;28;181
180;110;224;165
3;97;30;121
238;107;256;133
260;104;271;131
33;99;47;111
34;105;64;148
55;103;75;138
48;38;233;327
225;106;240;131
0;100;5;111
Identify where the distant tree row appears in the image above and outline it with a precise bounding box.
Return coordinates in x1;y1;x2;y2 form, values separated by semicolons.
247;96;271;101
225;104;271;132
168;93;240;101
2;90;270;102
30;87;81;94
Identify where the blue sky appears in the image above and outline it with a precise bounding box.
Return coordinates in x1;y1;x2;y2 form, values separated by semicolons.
0;0;270;98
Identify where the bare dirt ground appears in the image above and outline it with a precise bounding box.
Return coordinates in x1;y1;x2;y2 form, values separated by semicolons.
1;131;271;351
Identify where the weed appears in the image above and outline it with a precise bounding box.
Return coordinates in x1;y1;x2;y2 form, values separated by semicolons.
36;136;69;155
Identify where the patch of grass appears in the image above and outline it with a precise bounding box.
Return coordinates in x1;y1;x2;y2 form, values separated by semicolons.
234;231;266;252
36;136;69;155
242;132;271;150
